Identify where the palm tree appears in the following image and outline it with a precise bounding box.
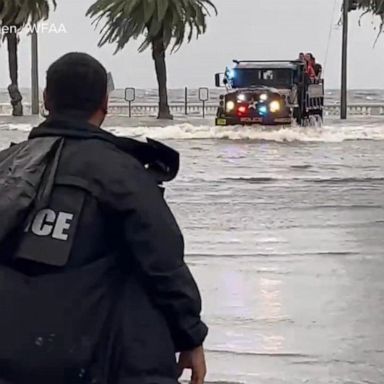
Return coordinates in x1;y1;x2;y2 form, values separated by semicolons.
353;0;384;15
0;0;56;116
87;0;217;120
352;1;384;35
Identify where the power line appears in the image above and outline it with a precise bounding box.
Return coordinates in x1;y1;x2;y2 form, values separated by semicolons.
324;0;340;71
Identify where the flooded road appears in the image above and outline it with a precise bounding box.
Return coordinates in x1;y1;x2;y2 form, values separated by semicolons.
1;117;384;383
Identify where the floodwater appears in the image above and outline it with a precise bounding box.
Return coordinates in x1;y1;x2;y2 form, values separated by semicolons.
1;116;384;384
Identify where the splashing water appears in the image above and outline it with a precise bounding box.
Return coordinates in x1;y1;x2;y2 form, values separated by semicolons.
109;123;384;142
3;120;384;142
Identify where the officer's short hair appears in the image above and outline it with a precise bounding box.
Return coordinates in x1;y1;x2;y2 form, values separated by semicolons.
46;52;108;117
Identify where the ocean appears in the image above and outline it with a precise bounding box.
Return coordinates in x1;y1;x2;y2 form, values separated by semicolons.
0;112;384;384
2;88;384;105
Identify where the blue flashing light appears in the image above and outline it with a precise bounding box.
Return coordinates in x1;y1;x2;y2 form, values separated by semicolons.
258;105;268;115
227;68;235;79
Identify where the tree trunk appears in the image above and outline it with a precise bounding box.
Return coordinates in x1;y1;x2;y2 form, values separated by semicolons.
152;37;173;120
6;32;23;116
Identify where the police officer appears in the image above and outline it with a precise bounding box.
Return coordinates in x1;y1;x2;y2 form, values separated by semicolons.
0;53;208;384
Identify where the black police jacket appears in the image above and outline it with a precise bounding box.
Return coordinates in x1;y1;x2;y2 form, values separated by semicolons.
0;116;208;384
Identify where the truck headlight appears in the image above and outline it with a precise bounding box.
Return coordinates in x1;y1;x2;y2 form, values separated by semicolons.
270;101;280;113
226;101;235;112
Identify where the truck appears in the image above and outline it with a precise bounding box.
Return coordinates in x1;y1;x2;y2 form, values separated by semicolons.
214;60;324;126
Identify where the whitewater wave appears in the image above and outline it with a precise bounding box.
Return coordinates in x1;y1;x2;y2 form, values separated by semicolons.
206;348;310;359
4;121;384;142
222;176;384;184
2;123;33;132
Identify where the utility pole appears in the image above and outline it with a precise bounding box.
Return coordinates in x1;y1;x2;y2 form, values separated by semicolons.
340;0;349;119
341;0;358;119
31;28;39;115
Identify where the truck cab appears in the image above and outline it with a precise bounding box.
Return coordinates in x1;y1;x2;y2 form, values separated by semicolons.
215;60;324;126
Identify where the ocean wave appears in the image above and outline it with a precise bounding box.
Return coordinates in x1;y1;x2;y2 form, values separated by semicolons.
182;175;384;185
4;123;33;132
186;251;360;258
108;123;384;142
222;176;384;184
311;177;384;183
223;177;277;183
4;121;384;142
2;88;384;104
206;348;311;359
210;316;295;326
181;381;244;384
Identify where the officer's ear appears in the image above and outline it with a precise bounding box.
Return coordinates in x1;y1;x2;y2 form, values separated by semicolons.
101;94;109;116
43;89;50;112
158;185;165;197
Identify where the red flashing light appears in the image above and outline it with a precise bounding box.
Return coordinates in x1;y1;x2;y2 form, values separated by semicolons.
238;106;247;114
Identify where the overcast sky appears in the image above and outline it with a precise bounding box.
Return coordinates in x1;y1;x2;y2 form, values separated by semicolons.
0;0;383;89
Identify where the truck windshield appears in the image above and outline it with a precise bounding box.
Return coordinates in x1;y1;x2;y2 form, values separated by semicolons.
231;68;293;88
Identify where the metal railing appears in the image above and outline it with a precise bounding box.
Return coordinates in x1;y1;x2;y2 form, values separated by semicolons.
108;103;384;117
1;102;384;117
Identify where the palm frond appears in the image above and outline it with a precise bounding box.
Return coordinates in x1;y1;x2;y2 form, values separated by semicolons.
0;0;57;28
87;0;217;54
354;0;384;37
